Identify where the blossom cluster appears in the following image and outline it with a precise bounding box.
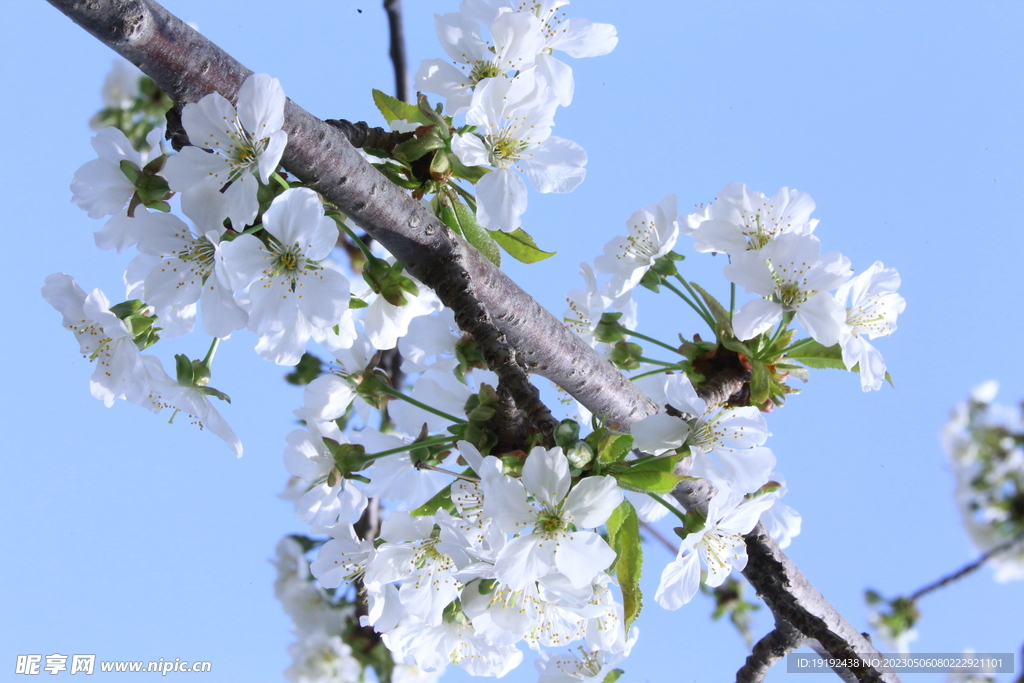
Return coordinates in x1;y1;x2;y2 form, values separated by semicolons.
943;381;1024;583
49;0;913;674
49;73;442;457
418;0;616;233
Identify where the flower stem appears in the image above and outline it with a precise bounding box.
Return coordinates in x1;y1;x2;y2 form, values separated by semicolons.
730;282;736;319
414;461;480;482
637;356;681;368
201;337;220;368
359;434;457;463
377;384;467;424
630;368;671;382
271;172;291;192
623;328;682;355
674;274;716;322
327;210;375;262
780;337;817;355
648;492;689;526
663;280;716;331
763;312;795;355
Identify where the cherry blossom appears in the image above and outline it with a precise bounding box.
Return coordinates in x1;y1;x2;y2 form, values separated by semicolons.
162;73;287;230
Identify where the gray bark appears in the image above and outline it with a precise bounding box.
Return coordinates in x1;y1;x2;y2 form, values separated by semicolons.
43;1;900;680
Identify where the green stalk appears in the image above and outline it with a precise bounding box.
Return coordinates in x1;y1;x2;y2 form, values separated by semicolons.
648;493;689;526
327;210;375;262
201;337;220;368
637;356;681;368
378;385;467;424
358;434;457;463
271;172;291;192
623;328;682;355
663;280;716;331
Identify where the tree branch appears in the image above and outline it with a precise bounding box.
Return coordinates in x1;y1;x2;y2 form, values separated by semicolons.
43;2;898;680
382;0;409;104
908;529;1024;602
736;618;809;683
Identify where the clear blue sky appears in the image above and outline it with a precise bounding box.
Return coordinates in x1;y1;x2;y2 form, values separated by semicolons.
1;1;1022;682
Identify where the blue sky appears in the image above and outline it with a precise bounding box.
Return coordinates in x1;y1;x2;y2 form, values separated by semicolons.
2;1;1022;682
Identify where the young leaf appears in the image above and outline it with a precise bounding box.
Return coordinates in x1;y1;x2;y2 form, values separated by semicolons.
372;88;426;125
606;499;643;630
786;339;847;370
411;484;456;516
451;198;501;266
489;228;556;264
615;469;689;494
689;282;733;337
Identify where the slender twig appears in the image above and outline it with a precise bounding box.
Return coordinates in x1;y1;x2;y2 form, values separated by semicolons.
736;619;810;683
325;119;412;153
382;0;408;103
640;520;679;556
909;530;1024;602
414;461;479;482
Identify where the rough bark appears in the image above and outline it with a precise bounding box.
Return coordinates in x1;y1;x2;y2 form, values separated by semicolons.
736;619;809;683
43;1;900;680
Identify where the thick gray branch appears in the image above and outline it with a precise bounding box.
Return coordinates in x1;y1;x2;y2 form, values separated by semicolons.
736;619;809;683
45;0;652;430
44;1;898;680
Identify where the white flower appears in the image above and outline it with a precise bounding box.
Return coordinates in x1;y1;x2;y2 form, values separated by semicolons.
282;428;367;526
127;207;247;339
162;73;287;229
835;261;906;391
563;262;636;351
284;633;362;683
416;10;546;114
459;1;619;106
96;59;142;112
42;273;148;407
383;618;523;677
220;187;351;365
655;489;775;609
726;232;852;345
389;360;473;435
71;126;167;253
594;195;679;298
683;183;817;255
452;71;585;233
353;267;441;351
136;355;243;456
485;446;622;590
357;429;457;512
310;523;376;590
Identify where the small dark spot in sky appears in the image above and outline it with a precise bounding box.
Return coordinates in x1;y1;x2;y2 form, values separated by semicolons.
357;8;362;12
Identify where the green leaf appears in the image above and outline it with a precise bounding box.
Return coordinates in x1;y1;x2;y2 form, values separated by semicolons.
488;228;555;263
285;352;324;385
602;670;624;683
597;432;634;464
411;484;456;516
689;283;733;338
417;94;450;137
628;453;680;473
451;199;501;266
615;469;688;494
786;339;847;370
606;500;643;630
371;88;425;125
174;353;194;386
749;359;771;405
392;135;444;163
196;385;231;403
